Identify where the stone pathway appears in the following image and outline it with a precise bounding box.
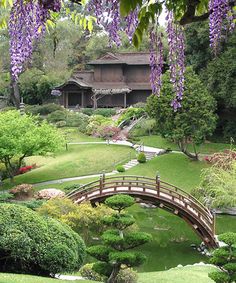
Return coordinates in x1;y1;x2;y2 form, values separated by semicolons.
55;274;84;281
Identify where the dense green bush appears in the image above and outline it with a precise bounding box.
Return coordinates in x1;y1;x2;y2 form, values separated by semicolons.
47;110;67;123
86;115;113;136
81;108;94;116
131;118;157;137
137;152;146;163
94;108;116;117
25;104;63;116
116;165;126;172
0;192;14;202
63;183;81;192
80;263;105;281
132;102;146;109
81;108;116;117
66;112;89;131
0;204;86;275
17;200;45;210
117;108;145;125
115;268;138;283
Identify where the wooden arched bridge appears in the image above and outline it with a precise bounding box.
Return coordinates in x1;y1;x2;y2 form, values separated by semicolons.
67;175;218;248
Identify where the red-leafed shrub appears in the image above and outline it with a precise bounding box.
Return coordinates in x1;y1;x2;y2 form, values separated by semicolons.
96;125;121;140
18;164;36;174
204;149;236;170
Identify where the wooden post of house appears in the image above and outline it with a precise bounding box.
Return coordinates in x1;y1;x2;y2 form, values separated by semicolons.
81;90;85;108
124;92;127;108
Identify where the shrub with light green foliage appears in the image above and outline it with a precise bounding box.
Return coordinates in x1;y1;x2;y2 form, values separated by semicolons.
86;115;113;136
0;110;63;180
80;263;106;281
25;104;63;116
0;192;14;202
117;108;145;125
192;161;236;209
137;152;146;163
47;110;67;123
131;118;157;137
116;165;126;172
66;112;89;131
0;203;86;275
94;108;116;117
63;183;81;192
115;268;138;283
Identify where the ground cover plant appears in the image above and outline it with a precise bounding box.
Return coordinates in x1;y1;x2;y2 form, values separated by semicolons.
0;203;86;275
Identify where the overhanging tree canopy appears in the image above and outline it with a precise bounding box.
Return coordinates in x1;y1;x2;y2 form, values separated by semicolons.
1;0;235;109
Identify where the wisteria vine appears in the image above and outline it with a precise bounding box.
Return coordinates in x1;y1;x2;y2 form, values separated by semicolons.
149;29;164;96
209;0;235;54
8;0;236;109
9;0;61;80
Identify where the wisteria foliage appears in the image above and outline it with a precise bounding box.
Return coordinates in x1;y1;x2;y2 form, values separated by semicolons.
8;0;236;109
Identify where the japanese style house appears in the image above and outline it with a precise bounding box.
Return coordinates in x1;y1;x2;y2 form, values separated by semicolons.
55;52;152;109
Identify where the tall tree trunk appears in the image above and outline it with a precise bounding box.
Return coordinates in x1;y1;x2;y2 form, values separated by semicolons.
178;140;199;160
9;74;20;108
107;264;121;283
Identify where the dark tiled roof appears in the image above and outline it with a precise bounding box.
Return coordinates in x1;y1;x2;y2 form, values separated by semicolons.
89;52;150;65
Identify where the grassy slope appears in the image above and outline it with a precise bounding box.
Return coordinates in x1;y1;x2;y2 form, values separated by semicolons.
59;128;102;143
0;273;94;283
121;153;208;192
2;145;135;189
0;265;217;283
138;265;216;283
138;135;232;154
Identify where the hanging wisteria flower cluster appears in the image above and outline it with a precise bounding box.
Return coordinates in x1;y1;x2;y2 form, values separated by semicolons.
9;0;61;80
209;0;235;54
149;29;164;96
87;0;122;46
166;12;185;111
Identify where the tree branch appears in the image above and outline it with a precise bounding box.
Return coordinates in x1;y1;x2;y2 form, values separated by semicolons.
180;0;236;25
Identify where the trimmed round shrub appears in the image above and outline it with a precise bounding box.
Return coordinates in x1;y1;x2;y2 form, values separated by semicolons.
0;204;86;275
25;104;63;116
137;152;146;163
80;263;105;281
55;120;67;128
116;165;126;173
115;268;138;283
94;108;116;117
47;110;67;123
81;108;94;116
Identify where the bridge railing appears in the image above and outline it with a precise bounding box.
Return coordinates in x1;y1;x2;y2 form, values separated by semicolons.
66;175;215;235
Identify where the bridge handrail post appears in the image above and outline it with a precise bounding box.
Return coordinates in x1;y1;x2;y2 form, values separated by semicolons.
156;172;160;197
100;171;105;194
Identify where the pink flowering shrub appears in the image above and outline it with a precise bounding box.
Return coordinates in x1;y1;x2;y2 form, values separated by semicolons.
10;184;34;199
204;150;236;170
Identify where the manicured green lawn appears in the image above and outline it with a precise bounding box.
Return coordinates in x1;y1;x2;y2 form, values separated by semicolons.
0;273;94;283
2;144;135;189
59;127;102;142
138;135;232;154
122;153;208;192
138;265;217;283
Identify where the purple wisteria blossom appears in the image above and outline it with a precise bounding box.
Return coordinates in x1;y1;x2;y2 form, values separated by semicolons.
149;29;164;96
125;8;139;43
9;0;61;80
166;11;185;111
209;0;235;54
87;0;121;46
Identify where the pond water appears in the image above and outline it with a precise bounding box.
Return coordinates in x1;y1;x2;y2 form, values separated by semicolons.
128;205;236;272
